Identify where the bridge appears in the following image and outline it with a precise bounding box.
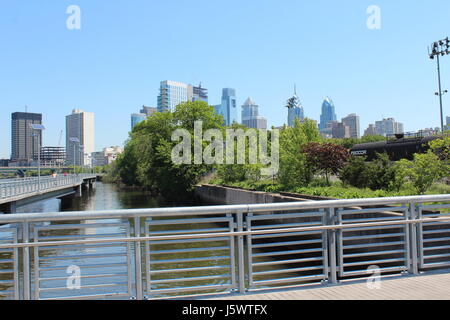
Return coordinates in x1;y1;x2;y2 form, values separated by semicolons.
0;174;97;214
0;194;449;300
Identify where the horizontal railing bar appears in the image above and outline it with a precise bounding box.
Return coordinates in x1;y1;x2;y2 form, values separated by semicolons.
148;228;230;236
148;284;233;294
343;258;405;267
339;207;408;215
420;262;450;269
38;262;127;272
150;275;229;284
150;246;230;255
424;253;450;259
343;241;405;249
35;223;128;231
38;252;127;261
252;274;325;285
253;266;324;276
422;229;450;235
343;250;405;258
0;269;13;274
38;243;127;251
39;273;129;282
249;222;323;230
150;256;230;264
36;233;128;241
1;194;449;223
423;238;450;243
253;248;323;258
341;266;407;277
248;212;324;221
252;231;323;239
148;237;228;245
150;265;230;274
342;217;406;224
39;282;129;292
252;239;323;248
423;245;450;251
343;233;405;241
147;217;233;226
253;257;323;267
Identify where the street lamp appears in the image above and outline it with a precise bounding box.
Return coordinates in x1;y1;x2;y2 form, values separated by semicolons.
429;37;450;132
30;124;45;190
69;137;80;175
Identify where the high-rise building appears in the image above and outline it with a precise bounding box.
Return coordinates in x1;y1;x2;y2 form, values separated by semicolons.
446;116;450;130
331;122;351;139
241;97;267;130
66;109;95;167
91;146;123;167
157;80;209;112
364;124;378;136
214;88;238;126
319;97;337;131
286;88;305;127
131;113;146;130
374;118;404;137
11;112;43;165
342;113;361;139
140;106;157;117
40;147;66;166
190;83;208;103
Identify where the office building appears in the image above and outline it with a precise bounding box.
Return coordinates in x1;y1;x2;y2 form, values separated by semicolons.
374;118;404;137
11;112;43;165
241;97;267;130
286;89;305;127
331;122;351;139
157;80;209;113
91;146;123;167
319;97;337;132
141;106;157;117
66;109;95;167
214;88;238;126
131;113;146;130
40;147;66;166
446;116;450;131
342;113;361;139
364;124;378;136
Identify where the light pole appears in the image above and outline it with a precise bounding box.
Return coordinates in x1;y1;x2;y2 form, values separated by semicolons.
69;137;80;175
429;37;450;133
31;124;45;190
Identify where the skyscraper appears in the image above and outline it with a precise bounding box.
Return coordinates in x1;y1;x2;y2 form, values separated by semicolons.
11;112;42;165
286;88;305;127
319;97;337;131
342;113;361;139
140;106;157;117
374;118;404;137
157;81;209;112
241;97;267;130
66;109;95;166
214;88;238;126
131;113;146;130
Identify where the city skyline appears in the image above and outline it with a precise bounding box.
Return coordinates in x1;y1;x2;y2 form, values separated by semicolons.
1;1;450;158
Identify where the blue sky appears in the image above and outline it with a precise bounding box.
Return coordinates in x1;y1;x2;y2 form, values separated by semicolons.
1;0;449;158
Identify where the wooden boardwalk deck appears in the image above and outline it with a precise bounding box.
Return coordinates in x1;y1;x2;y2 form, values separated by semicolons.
210;271;450;300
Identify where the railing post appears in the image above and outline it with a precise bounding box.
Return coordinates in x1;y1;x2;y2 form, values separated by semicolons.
22;222;31;300
328;207;338;284
236;210;246;294
409;202;419;275
134;217;143;300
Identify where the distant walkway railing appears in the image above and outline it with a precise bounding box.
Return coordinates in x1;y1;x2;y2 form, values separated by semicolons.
0;174;96;201
0;194;449;300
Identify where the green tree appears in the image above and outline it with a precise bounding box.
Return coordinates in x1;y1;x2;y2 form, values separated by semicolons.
278;118;322;188
397;151;448;195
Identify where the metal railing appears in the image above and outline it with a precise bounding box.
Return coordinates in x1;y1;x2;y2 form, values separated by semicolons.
0;194;449;300
0;174;96;201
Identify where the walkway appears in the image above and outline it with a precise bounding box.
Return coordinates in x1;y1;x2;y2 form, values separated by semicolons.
213;271;450;300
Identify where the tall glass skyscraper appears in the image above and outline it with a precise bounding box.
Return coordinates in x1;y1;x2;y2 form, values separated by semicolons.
214;88;238;126
286;89;305;127
11;112;42;164
131;113;146;130
157;80;208;112
319;97;337;131
241;97;267;129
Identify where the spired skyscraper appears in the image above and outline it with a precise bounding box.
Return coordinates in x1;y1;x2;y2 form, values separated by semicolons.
319;97;337;132
286;87;305;127
241;97;267;130
214;88;238;126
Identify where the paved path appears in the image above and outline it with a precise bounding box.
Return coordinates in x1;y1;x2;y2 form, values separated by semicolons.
211;272;450;300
